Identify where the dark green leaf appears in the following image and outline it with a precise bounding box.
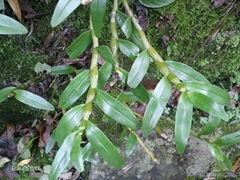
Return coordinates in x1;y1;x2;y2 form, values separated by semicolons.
121;17;132;38
86;121;125;168
208;144;223;161
139;0;175;8
187;92;228;121
70;135;84;172
118;39;140;59
142;76;172;136
0;14;28;34
51;65;75;75
51;0;81;27
49;132;76;180
183;81;230;106
118;91;140;103
125;133;137;157
166;61;209;82
214;131;240;147
130;84;150;102
67;31;92;59
15;90;54;111
59;70;90;109
175;93;193;153
198;115;220;136
90;0;107;37
55;105;83;145
98;62;113;89
127;50;150;88
97;45;116;65
0;87;16;103
116;11;145;50
95;89;139;130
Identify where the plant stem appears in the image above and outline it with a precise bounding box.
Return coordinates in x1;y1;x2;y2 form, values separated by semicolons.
80;17;99;134
122;0;183;89
111;0;119;64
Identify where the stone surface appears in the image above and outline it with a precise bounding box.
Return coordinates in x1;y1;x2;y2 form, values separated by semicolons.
89;131;213;180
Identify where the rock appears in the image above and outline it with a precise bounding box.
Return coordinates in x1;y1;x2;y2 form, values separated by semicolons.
89;132;213;180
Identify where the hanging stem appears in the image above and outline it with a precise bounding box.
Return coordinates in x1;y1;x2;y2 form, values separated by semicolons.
122;0;183;88
80;17;99;135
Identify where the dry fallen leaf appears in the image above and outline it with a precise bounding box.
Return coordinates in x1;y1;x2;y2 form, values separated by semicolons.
17;159;31;167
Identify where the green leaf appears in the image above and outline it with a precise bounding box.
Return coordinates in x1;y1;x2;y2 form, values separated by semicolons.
49;132;76;180
116;11;145;50
125;133;137;157
208;144;223;161
45;134;56;153
166;61;209;83
95;89;139;130
215;153;232;171
51;65;75;75
0;0;4;10
67;31;92;59
98;62;113;90
55;105;83;145
70;135;84;172
59;70;90;109
86;121;125;168
51;0;81;27
198;115;220;136
82;143;98;163
118;91;140;103
121;17;132;38
90;0;107;37
139;0;175;8
182;81;230;106
130;84;150;102
214;131;240;147
0;87;16;103
14;90;54;111
175;93;193;153
97;45;116;65
187;92;228;121
118;39;140;59
0;14;28;34
142;76;172;136
127;50;150;88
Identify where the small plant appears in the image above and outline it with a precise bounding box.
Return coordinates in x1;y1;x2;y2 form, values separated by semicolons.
0;0;239;179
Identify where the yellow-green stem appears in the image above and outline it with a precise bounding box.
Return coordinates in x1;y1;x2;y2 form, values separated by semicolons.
122;0;182;87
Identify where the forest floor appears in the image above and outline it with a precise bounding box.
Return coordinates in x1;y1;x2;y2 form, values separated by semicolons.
0;0;240;179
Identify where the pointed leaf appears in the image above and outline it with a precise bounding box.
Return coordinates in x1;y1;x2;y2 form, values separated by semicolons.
59;70;90;109
67;31;92;59
127;50;150;88
45;134;56;153
198;115;220;136
125;133;137;157
142;76;172;136
166;61;209;82
51;65;75;75
0;14;27;34
15;90;54;111
183;81;230;106
208;144;223;161
51;0;81;27
139;0;175;8
130;84;150;102
90;0;107;37
98;62;113;89
175;93;193;153
187;92;228;121
118;39;140;59
215;153;232;171
49;132;76;180
82;143;98;163
0;87;16;103
96;45;116;65
121;17;132;38
70;135;84;172
55;105;83;145
95;89;139;130
214;131;240;147
86;121;125;168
